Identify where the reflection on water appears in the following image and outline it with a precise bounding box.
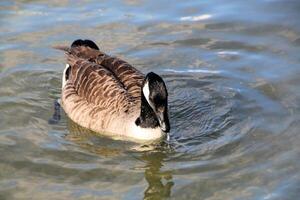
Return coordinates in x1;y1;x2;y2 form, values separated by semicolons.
1;0;300;199
142;152;173;200
66;120;174;199
66;120;123;157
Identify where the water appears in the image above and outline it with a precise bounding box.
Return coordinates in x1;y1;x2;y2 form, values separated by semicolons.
1;0;300;199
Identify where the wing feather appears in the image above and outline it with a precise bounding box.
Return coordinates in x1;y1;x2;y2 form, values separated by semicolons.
66;46;145;100
62;55;133;117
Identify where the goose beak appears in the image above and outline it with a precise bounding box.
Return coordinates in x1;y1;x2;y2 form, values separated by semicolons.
157;110;170;133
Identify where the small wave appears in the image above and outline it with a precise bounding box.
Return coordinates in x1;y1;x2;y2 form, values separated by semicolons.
180;14;212;21
164;68;222;74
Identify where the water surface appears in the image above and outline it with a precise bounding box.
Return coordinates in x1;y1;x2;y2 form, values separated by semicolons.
1;0;300;199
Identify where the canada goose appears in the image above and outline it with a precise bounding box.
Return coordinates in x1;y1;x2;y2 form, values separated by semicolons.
55;39;170;143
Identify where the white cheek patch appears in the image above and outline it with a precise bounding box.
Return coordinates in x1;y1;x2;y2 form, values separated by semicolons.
62;64;70;89
142;81;155;109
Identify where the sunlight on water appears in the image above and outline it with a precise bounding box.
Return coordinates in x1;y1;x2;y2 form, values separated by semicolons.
180;14;212;22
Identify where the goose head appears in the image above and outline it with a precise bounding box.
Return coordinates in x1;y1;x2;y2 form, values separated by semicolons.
137;72;170;133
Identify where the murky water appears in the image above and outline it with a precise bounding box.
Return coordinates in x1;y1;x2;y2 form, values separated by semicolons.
1;0;300;199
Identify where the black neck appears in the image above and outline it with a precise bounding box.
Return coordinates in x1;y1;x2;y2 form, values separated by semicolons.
135;94;159;128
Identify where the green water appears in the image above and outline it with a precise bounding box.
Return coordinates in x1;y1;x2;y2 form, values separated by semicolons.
0;0;300;199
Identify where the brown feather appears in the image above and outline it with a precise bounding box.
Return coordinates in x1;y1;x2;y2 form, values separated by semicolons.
59;45;150;139
63;46;145;100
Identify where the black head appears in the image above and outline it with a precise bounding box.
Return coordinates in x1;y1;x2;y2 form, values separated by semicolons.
142;72;170;132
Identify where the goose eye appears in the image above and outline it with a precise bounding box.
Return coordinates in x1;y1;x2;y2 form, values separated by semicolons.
152;95;164;106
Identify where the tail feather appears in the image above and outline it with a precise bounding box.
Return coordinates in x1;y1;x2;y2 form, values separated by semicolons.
53;39;99;52
71;39;99;50
53;45;70;52
54;39;100;70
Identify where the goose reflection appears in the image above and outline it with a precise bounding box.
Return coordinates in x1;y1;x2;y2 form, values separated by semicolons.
65;119;174;199
65;119;122;156
141;152;174;200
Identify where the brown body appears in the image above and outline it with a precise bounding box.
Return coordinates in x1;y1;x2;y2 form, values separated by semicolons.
59;45;164;142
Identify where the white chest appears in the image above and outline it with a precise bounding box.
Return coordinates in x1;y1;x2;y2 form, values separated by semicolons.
127;123;165;142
